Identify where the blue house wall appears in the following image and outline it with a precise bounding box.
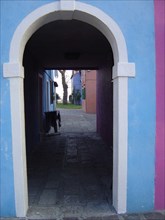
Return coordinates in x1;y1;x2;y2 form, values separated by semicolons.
43;70;56;112
83;0;156;212
0;0;156;216
0;2;54;216
72;71;82;105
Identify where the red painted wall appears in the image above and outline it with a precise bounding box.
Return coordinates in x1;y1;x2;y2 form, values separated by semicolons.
82;70;96;113
154;0;165;210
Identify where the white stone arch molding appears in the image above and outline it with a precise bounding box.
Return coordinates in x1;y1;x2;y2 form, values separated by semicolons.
3;0;135;217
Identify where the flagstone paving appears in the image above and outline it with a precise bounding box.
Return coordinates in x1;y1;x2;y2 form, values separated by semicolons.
26;131;114;220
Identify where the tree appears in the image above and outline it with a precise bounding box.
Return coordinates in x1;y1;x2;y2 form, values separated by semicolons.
58;70;68;104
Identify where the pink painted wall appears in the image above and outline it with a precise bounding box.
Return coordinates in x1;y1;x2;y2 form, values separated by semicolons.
82;70;96;113
154;0;165;210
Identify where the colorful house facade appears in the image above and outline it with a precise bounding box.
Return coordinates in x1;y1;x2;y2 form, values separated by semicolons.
0;0;164;217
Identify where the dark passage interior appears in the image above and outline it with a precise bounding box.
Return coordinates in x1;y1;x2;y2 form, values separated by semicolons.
23;20;114;218
26;109;114;218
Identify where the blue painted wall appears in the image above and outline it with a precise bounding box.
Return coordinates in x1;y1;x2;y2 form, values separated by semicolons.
0;0;156;215
72;71;82;105
79;0;156;212
0;75;15;216
0;0;54;217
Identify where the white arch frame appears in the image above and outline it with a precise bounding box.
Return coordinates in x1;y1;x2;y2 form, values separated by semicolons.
3;0;135;216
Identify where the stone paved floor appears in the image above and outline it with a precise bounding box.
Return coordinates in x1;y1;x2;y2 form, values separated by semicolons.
26;109;114;219
1;109;165;220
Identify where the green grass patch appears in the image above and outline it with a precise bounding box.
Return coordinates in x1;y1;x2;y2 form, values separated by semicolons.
56;103;82;109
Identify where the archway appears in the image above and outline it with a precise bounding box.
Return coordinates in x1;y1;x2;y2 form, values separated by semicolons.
3;0;135;216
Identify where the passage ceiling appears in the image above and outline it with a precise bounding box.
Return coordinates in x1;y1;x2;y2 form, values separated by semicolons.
23;20;113;69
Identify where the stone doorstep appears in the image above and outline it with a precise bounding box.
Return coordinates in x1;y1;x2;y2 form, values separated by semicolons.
1;211;165;220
